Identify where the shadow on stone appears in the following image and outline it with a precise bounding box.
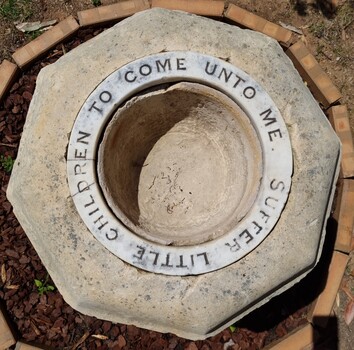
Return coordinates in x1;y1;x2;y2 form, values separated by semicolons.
235;217;337;333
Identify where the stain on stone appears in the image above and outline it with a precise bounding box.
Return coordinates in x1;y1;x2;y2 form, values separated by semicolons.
69;232;78;249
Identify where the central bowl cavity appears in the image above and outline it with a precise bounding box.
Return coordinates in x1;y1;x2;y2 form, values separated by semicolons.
98;82;263;246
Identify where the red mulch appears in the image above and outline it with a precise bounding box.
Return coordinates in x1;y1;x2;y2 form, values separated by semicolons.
0;27;334;350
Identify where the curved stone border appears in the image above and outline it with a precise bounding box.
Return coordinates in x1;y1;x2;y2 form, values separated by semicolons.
67;51;292;275
0;0;352;348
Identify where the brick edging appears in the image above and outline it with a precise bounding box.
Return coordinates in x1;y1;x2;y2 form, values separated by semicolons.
0;307;16;348
0;60;18;104
328;106;354;179
286;40;342;108
12;15;80;69
0;1;352;349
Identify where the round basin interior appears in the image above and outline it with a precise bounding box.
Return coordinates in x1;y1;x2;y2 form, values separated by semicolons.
97;82;263;246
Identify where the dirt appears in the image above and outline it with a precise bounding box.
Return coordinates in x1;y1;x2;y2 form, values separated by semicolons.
0;0;353;349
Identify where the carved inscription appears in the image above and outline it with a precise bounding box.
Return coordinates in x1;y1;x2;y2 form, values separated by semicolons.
225;178;285;252
133;247;209;269
67;51;292;275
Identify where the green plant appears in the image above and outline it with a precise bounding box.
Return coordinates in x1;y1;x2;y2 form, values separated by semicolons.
0;0;20;20
337;2;354;29
229;324;237;332
26;29;43;40
92;0;101;7
0;0;32;21
309;21;326;38
0;154;15;173
34;275;55;295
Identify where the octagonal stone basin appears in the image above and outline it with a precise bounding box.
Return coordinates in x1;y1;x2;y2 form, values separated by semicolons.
98;82;262;246
7;9;341;340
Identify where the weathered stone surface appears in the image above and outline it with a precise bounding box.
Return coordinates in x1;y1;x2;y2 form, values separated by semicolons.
7;9;340;339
